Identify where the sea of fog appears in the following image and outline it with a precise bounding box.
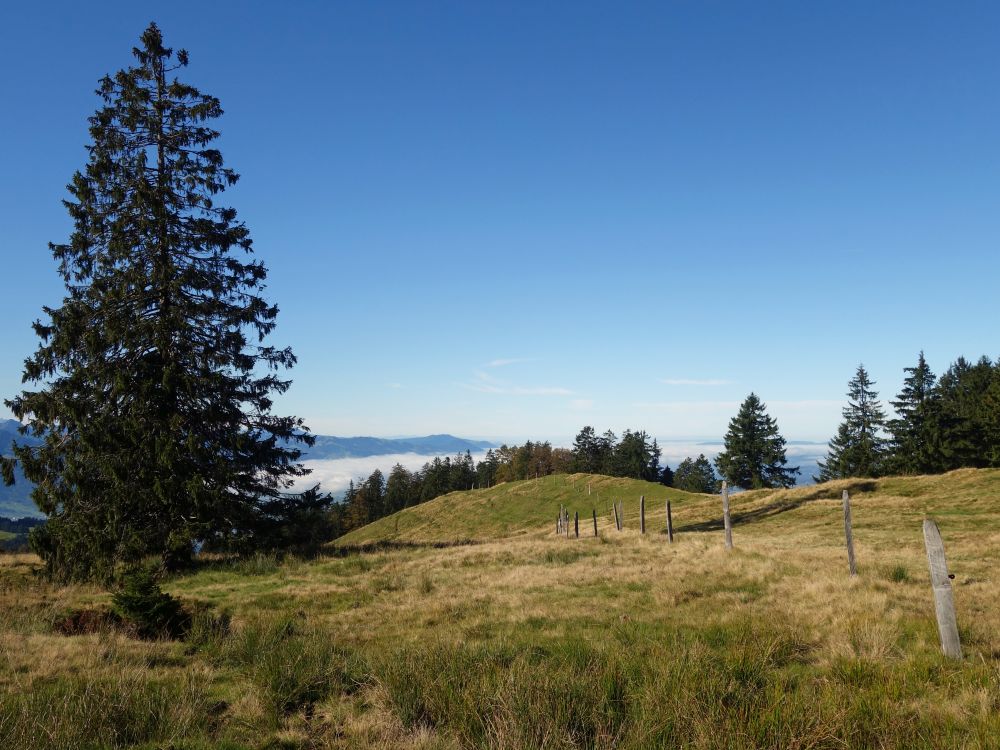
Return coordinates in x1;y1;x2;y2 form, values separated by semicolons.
295;441;828;498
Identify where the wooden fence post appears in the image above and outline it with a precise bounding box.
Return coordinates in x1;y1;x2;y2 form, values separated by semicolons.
612;501;619;531
923;519;962;659
722;481;733;550
617;501;623;530
593;509;598;537
640;495;646;534
574;511;579;538
666;500;674;543
843;490;857;576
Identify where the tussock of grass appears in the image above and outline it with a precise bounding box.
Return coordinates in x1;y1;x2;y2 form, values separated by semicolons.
210;614;363;719
0;670;211;749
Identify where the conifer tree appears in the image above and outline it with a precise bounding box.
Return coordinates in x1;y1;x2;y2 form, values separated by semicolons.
886;352;940;474
933;356;997;469
715;394;799;489
672;454;718;493
1;24;316;581
815;364;887;481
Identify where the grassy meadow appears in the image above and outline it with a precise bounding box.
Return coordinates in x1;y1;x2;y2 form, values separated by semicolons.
1;469;999;748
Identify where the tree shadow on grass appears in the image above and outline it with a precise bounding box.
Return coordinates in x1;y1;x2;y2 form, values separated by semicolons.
320;538;482;557
675;480;878;533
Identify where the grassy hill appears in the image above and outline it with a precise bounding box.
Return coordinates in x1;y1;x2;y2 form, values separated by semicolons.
336;473;705;545
336;469;1000;549
1;469;999;748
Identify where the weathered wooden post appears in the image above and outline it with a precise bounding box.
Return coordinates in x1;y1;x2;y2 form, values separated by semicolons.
666;499;674;543
612;501;619;531
617;501;624;530
640;495;646;534
556;514;560;535
722;481;733;550
842;490;857;576
592;509;598;537
923;519;962;659
574;511;579;538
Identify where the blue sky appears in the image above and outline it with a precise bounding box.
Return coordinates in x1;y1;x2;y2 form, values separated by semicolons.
1;1;998;446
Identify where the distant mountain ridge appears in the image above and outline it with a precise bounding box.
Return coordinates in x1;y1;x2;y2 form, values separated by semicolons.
0;420;495;517
300;434;495;460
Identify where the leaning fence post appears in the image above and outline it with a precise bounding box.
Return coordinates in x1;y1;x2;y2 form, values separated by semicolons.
923;519;962;659
574;511;579;538
612;501;619;531
593;509;598;537
722;481;733;550
640;495;646;534
666;499;674;543
843;490;857;576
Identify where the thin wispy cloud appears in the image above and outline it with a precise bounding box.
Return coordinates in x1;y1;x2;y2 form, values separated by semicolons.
461;365;571;397
484;357;532;368
660;378;733;386
460;382;573;396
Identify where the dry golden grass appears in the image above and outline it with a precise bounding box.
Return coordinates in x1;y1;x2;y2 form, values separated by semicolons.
1;469;999;748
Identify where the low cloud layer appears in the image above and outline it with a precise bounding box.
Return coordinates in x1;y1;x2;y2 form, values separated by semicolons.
295;451;490;497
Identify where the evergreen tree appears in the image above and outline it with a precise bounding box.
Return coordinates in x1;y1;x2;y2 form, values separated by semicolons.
362;470;386;521
1;24;316;581
598;430;617;473
609;430;650;479
673;454;718;493
715;394;799;489
570;426;599;473
658;463;675;487
886;352;940;474
815;364;887;481
384;463;414;514
648;438;665;483
475;449;499;488
934;356;997;469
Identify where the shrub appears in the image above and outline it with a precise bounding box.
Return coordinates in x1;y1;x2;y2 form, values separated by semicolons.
111;566;190;639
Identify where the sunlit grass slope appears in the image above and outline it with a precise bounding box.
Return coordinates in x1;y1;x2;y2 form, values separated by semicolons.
2;468;999;748
334;468;1000;549
334;473;704;545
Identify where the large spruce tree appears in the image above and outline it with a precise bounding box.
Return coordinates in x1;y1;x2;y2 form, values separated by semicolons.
715;394;799;489
815;364;887;481
1;24;316;581
885;352;940;474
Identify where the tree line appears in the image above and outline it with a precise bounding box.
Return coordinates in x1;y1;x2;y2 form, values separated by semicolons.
816;353;1000;481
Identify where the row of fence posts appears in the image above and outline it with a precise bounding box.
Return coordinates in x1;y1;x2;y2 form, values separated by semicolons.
562;479;964;660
